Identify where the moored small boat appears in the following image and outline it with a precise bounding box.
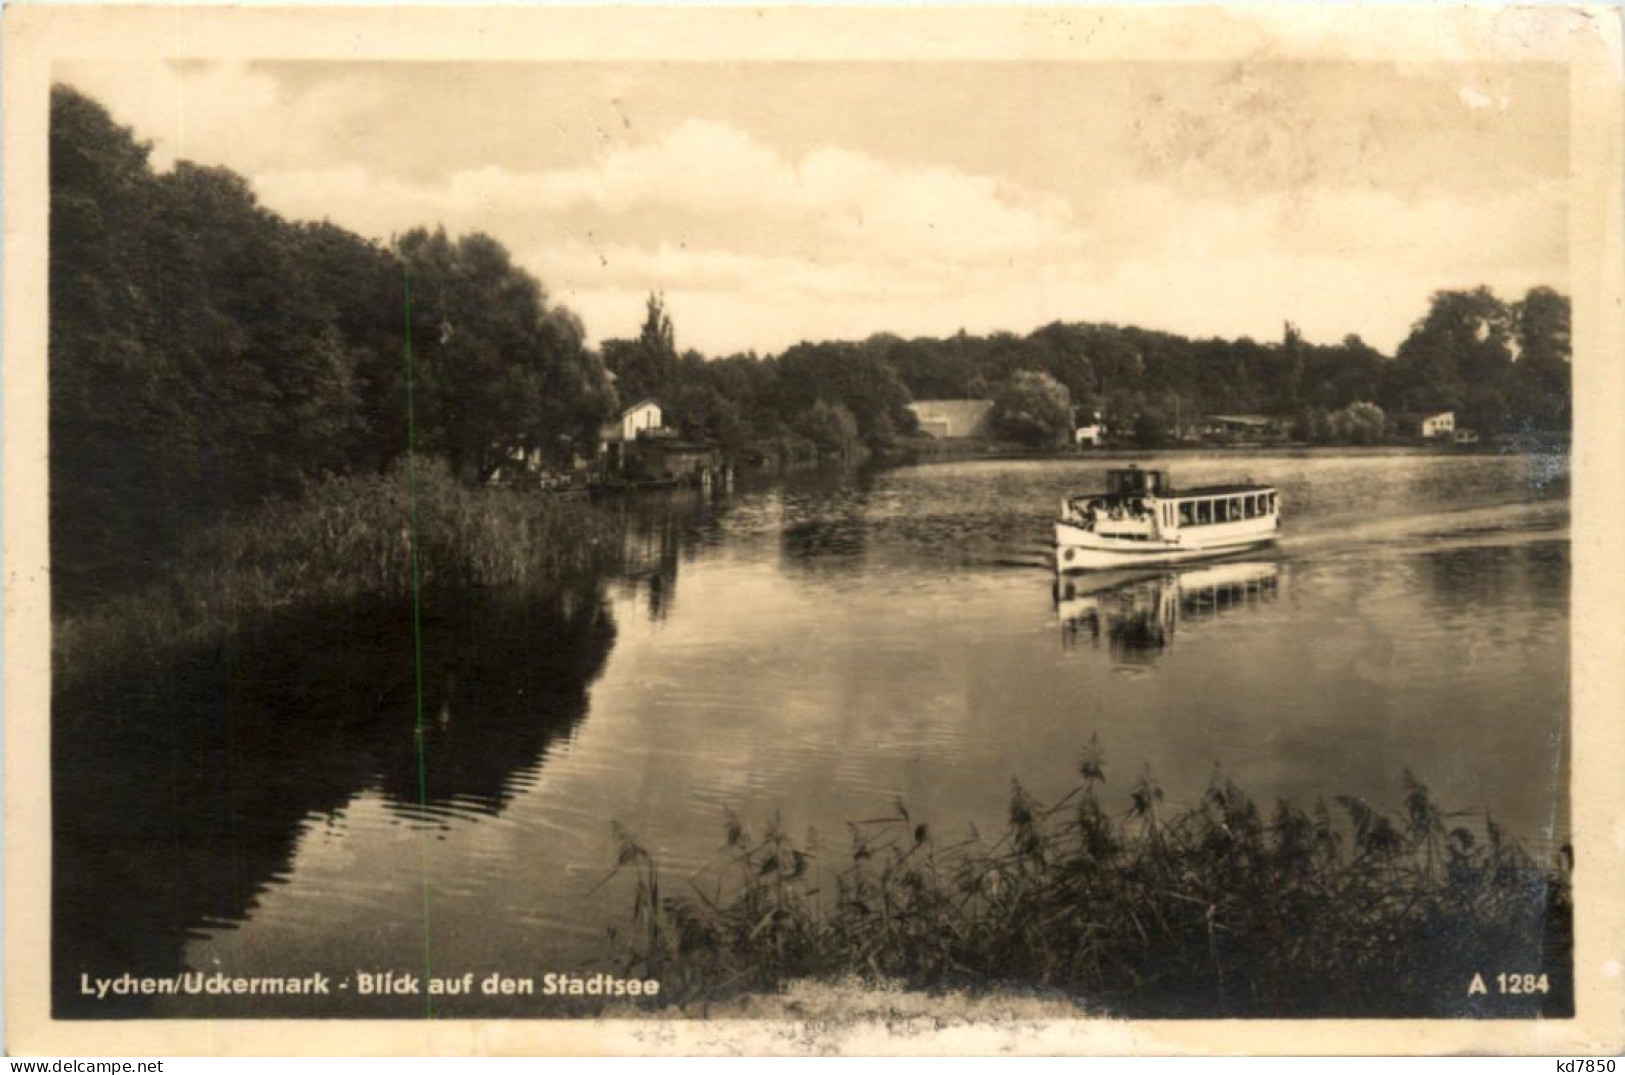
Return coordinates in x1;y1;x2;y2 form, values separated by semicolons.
1055;465;1280;571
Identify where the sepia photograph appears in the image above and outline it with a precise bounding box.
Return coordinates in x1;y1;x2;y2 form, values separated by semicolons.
4;4;1622;1057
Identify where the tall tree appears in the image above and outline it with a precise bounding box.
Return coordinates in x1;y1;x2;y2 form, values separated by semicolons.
397;227;614;481
794;399;863;460
1386;288;1515;433
992;370;1074;446
603;292;679;405
1510;286;1571;432
1282;321;1307;410
51;88;371;597
50;84;178;600
773;340;916;449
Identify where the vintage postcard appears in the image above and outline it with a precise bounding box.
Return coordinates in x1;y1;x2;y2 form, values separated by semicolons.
4;3;1622;1057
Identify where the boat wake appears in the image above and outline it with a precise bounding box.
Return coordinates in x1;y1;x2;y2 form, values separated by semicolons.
1277;499;1568;563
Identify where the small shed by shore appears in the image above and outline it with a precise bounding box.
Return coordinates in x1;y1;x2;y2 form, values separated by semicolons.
908;399;995;439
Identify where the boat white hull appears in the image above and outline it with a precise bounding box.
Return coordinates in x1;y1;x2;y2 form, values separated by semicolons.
1054;522;1276;571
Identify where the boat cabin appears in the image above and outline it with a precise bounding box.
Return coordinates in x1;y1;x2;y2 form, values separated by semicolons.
1105;467;1170;497
1064;465;1277;540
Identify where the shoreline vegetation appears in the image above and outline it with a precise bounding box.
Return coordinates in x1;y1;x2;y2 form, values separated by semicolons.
896;437;1572;466
52;458;619;680
600;745;1573;1019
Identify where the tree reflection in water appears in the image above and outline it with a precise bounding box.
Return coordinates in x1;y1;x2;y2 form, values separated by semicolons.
52;579;616;1017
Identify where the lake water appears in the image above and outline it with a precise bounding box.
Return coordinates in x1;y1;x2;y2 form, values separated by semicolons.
53;451;1570;1017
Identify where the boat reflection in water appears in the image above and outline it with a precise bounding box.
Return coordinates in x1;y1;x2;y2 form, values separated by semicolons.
1056;560;1281;664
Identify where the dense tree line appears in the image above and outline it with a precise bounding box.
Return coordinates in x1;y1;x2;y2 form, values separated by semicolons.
50;86;615;608
611;292;1570;459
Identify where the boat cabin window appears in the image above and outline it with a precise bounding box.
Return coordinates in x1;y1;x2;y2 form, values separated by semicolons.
1106;468;1169;497
1174;491;1282;527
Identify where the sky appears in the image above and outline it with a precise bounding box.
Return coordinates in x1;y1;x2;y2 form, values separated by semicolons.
56;59;1570;355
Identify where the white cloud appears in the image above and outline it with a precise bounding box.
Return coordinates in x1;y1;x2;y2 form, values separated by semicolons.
236;137;1572;355
59;61;352;174
253;117;1083;259
246;118;1101;347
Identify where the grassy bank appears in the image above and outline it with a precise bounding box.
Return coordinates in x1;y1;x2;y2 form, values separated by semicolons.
604;744;1571;1018
54;458;620;678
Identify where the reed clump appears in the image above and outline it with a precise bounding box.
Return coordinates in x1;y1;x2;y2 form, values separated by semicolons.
55;457;618;676
604;740;1572;1018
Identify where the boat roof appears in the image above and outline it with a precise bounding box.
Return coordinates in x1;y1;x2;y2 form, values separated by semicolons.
1076;482;1273;498
1169;483;1276;497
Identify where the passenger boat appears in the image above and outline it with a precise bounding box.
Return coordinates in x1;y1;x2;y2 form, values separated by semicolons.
1055;465;1280;570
